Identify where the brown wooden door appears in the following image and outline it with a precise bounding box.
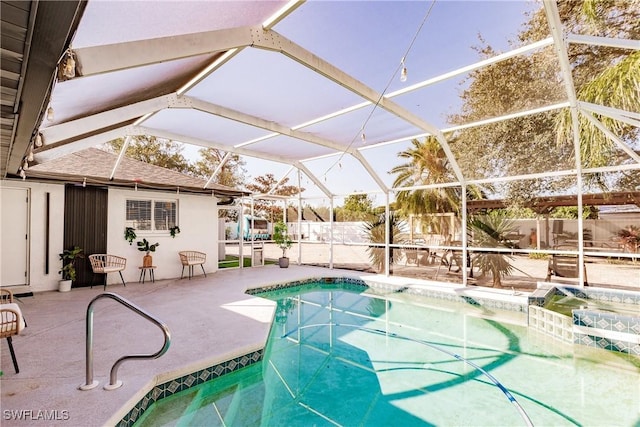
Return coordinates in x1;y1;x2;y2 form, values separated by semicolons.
64;184;108;287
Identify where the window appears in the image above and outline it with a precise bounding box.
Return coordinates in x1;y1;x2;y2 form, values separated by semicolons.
126;199;177;232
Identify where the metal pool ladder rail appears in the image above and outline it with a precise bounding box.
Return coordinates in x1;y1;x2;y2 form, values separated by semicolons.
79;292;171;391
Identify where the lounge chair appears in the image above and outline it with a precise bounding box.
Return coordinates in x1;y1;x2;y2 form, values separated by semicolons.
179;251;207;279
546;254;588;286
89;254;127;290
1;290;26;373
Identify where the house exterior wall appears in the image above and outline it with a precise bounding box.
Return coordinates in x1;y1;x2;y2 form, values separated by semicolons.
108;188;219;284
1;179;65;292
0;179;219;292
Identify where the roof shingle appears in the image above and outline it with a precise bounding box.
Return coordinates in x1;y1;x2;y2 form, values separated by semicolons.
27;147;247;197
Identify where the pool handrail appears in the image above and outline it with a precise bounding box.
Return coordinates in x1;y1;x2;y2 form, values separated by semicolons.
79;292;171;391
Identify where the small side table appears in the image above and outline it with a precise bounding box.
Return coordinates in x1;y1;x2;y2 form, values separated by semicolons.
138;266;156;283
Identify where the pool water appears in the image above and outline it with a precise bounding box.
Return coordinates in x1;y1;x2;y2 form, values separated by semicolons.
135;283;640;426
545;294;640;317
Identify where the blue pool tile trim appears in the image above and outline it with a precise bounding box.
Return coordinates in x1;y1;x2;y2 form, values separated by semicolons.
574;332;640;355
529;285;640;356
248;276;529;313
574;311;640;335
553;286;640;306
117;349;263;427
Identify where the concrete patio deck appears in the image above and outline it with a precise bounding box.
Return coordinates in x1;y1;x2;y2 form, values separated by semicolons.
0;264;632;426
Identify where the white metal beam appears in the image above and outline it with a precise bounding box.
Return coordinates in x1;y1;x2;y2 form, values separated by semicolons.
252;28;466;184
350;150;388;192
204;151;232;189
186;96;355;153
267;165;296;195
110;135;133;180
389;38;555;98
177;49;242;95
579;109;640;163
33;125;135;162
544;0;585;285
74;26;255;76
566;34;640;50
294;163;333;197
578;101;640;127
135;125;295;165
187;95;388;191
442;102;570;133
41;95;172;143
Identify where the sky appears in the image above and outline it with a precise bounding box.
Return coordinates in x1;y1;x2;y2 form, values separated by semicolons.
180;0;541;205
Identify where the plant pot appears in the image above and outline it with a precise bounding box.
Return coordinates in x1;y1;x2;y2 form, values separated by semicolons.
143;254;153;267
59;280;72;292
278;257;289;268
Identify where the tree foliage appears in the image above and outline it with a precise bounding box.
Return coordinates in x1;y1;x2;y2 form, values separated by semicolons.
391;136;484;234
336;194;375;221
245;174;303;222
448;1;639;200
192;148;247;188
468;214;516;288
105;138;250;192
363;212;406;273
105;136;193;174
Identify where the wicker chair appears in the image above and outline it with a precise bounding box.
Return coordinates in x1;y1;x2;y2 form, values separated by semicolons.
89;254;127;290
1;292;25;373
179;251;207;279
0;288;27;326
0;288;14;304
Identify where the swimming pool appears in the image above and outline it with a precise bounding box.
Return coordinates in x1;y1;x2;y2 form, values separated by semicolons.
134;282;640;426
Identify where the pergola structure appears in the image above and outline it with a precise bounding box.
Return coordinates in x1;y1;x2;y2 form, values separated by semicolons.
467;191;640;214
2;1;639;282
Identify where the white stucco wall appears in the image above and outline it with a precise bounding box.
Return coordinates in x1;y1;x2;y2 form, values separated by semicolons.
1;179;65;293
1;179;219;292
108;189;219;283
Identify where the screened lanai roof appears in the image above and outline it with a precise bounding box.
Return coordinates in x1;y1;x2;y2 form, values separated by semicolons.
2;0;639;200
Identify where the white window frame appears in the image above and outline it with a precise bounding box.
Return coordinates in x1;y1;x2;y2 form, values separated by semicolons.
126;198;178;234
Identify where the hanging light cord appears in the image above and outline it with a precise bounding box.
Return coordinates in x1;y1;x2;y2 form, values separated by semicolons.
321;0;437;180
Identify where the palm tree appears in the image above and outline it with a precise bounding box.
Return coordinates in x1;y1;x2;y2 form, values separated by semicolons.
555;52;640;173
468;214;516;288
363;212;406;273
392;137;458;214
551;2;640;188
391;136;484;235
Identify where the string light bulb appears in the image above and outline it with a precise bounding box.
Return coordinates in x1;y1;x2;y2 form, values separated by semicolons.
22;159;29;170
400;58;408;82
35;133;43;147
62;49;76;79
27;147;34;162
47;106;54;121
19;169;26;180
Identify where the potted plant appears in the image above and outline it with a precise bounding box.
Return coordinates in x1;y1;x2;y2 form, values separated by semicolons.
169;225;181;238
617;225;640;253
124;227;137;245
58;246;84;292
273;221;292;268
137;238;159;267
